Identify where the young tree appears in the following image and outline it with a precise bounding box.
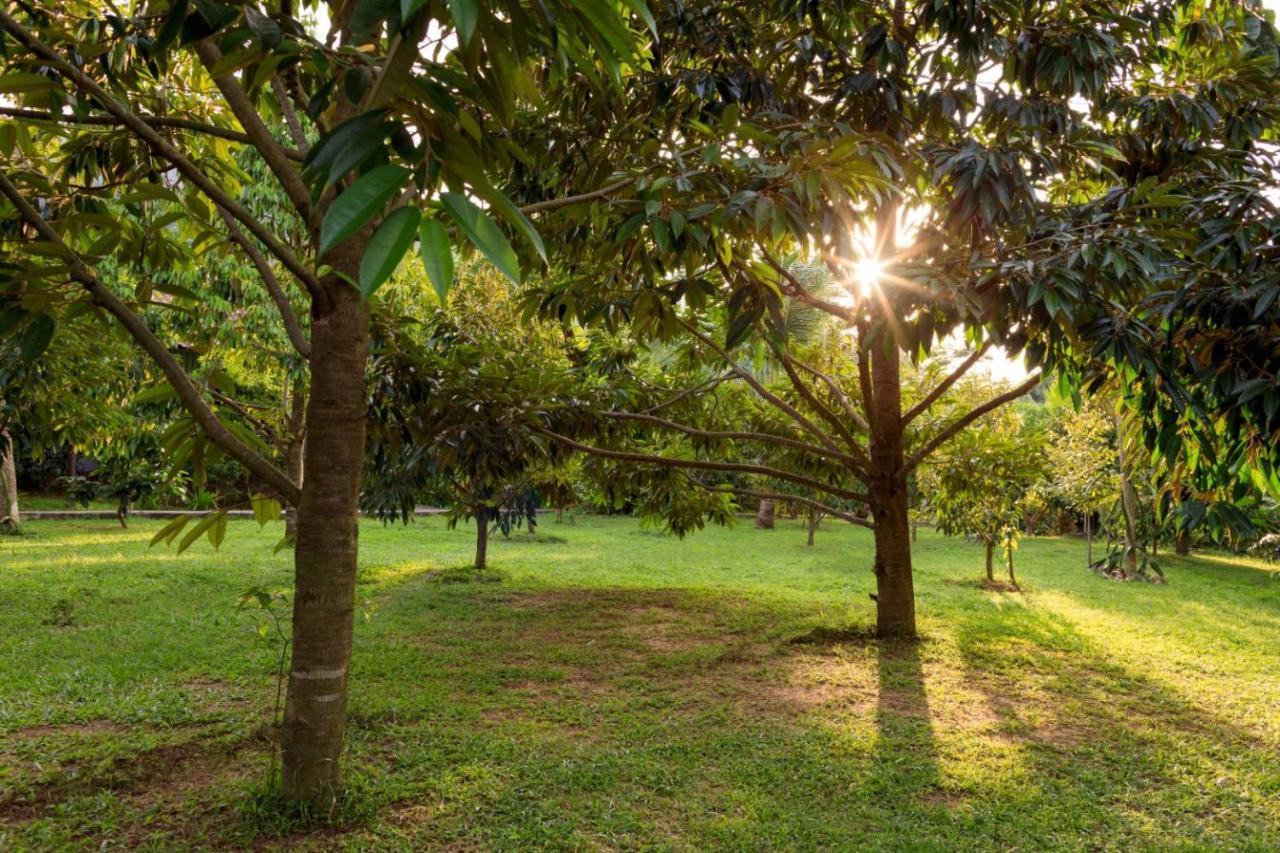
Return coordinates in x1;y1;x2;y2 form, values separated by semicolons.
918;381;1047;583
0;1;644;803
513;0;1278;637
1047;401;1117;566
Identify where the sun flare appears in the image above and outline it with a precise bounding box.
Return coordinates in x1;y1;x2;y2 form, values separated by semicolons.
853;257;884;295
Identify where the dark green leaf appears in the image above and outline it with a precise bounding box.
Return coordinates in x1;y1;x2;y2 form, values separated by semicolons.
18;314;54;362
440;192;520;284
318;165;410;254
359;206;420;299
418;217;454;303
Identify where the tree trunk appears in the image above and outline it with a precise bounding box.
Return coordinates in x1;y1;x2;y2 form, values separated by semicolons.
985;541;994;581
1115;410;1139;574
283;379;306;543
806;508;818;546
755;498;775;530
474;506;489;570
1;429;18;528
1175;528;1190;555
280;283;368;806
66;445;77;477
911;519;917;541
1006;544;1017;587
868;338;915;639
1085;513;1093;566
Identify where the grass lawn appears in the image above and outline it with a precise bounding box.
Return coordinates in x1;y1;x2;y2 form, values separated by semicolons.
1;516;1278;850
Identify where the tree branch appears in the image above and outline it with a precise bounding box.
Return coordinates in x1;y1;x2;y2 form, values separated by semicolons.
902;342;992;426
775;353;864;453
193;40;313;222
675;317;849;458
534;427;869;503
215;206;311;357
270;78;310;154
0;10;324;303
693;483;874;529
760;247;858;323
0;172;301;505
786;354;871;433
904;373;1041;474
602;411;865;469
0;107;304;159
519;178;632;215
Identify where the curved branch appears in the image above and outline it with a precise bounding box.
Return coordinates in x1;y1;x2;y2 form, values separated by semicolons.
902;342;992;426
904;373;1041;474
0;10;324;303
215;206;310;357
675;317;849;458
776;353;864;453
786;354;870;433
0;172;301;505
535;427;868;503
710;485;873;530
0;107;304;159
193;40;312;222
602;411;865;469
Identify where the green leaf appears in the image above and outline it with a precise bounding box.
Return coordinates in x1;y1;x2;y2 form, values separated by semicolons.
0;73;55;94
251;495;281;528
318;165;410;254
207;511;228;550
0;307;27;336
439;192;520;284
448;0;479;46
153;0;189;55
18;315;54;363
359;206;420;299
176;512;220;554
418;217;454;303
149;514;191;548
244;6;282;47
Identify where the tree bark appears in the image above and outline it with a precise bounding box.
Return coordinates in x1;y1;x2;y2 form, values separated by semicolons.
284;379;306;542
474;506;489;570
755;498;775;529
1174;528;1190;555
1115;410;1139;574
985;542;994;581
1006;543;1017;587
280;282;368;806
1;429;18;528
868;338;915;639
806;508;818;546
1085;512;1093;566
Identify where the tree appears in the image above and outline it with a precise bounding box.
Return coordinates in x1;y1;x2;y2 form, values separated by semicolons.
510;0;1278;638
0;0;644;804
1047;400;1117;566
919;378;1047;584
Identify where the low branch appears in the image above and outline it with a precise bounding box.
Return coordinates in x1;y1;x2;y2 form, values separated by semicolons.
0;172;301;505
518;178;631;215
0;107;304;160
902;342;992;426
0;10;324;303
760;248;857;323
603;411;864;468
904;373;1042;474
535;427;869;503
716;486;874;530
215;207;310;357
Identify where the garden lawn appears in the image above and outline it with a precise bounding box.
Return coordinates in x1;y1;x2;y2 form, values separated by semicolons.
1;516;1278;850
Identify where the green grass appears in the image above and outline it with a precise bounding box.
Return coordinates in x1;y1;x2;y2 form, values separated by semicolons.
18;494;117;512
1;516;1278;850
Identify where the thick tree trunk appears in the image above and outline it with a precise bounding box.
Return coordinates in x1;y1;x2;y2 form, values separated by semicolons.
1175;528;1190;555
1115;410;1139;574
474;506;489;570
280;284;368;806
755;498;775;530
283;380;306;542
985;542;994;581
868;338;915;639
1;429;18;528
